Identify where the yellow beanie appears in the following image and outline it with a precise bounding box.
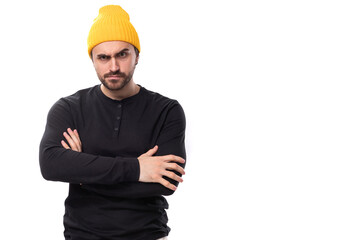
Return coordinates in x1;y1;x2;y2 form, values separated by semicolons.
87;5;141;58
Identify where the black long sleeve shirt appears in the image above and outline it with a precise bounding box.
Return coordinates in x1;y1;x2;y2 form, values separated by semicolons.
39;85;186;240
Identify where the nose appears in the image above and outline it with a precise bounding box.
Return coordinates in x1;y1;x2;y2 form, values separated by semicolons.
109;58;120;72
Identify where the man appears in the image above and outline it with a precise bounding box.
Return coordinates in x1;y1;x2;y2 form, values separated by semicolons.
39;5;186;240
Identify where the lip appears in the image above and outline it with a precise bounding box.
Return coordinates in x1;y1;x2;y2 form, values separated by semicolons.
106;76;121;80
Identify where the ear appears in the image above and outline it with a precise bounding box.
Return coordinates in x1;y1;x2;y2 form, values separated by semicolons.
135;55;140;65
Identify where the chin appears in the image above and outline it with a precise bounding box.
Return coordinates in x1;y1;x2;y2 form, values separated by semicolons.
103;79;129;91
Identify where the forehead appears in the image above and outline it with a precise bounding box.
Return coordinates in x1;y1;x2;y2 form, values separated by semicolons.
92;41;133;55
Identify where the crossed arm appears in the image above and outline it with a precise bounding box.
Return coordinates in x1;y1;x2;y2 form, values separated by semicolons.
40;98;186;198
62;128;185;191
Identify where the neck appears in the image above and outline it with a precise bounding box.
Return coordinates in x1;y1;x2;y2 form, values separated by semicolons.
100;80;140;101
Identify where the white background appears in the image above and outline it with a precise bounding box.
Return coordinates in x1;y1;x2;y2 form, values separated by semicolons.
0;0;359;239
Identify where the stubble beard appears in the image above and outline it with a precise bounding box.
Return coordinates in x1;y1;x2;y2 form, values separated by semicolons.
98;69;135;92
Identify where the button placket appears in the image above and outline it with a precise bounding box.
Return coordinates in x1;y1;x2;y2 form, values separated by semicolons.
114;104;122;132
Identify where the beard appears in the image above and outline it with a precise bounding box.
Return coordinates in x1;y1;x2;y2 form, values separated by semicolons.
98;69;135;91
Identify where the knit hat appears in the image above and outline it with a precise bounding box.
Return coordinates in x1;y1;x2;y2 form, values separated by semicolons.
87;5;140;58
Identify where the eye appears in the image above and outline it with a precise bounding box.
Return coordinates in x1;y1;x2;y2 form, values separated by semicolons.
117;51;129;58
97;55;109;61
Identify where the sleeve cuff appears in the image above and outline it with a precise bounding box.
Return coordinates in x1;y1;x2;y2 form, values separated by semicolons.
115;157;140;182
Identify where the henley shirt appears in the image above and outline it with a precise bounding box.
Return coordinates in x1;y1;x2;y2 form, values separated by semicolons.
39;85;186;240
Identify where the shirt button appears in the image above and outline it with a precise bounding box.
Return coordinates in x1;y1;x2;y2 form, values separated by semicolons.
117;104;122;108
114;127;119;131
116;116;121;120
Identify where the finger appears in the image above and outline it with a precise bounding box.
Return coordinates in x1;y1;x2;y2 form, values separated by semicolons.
67;128;82;151
144;145;158;157
166;162;185;175
63;132;80;152
158;178;177;191
63;132;74;150
61;140;70;149
67;128;81;150
163;170;184;183
161;154;185;164
73;130;82;147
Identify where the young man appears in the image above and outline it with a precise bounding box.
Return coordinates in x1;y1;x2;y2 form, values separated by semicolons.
39;5;186;240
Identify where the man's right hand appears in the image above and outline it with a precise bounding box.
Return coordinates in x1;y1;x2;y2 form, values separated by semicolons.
138;145;185;191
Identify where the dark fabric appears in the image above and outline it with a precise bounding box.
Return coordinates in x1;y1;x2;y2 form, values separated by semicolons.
39;85;186;240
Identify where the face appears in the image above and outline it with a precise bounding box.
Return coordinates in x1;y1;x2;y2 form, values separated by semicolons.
92;41;139;91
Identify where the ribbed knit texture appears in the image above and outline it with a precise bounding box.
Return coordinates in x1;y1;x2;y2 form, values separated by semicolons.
87;5;140;57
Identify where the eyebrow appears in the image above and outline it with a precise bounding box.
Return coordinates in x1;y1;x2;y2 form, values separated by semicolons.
116;48;130;55
96;53;109;58
96;48;130;58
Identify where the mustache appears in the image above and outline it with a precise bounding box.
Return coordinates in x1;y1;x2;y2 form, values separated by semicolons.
104;70;127;78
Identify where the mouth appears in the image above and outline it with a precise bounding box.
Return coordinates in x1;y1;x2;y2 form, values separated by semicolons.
106;75;122;80
106;76;122;83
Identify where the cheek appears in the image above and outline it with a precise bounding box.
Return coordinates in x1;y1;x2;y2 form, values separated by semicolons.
122;64;131;73
123;61;136;73
94;63;107;75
